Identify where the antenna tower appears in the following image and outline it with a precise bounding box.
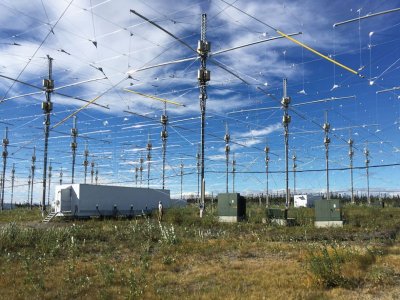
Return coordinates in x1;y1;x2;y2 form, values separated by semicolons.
27;170;31;207
10;163;15;209
41;56;53;212
47;161;52;206
180;160;184;199
1;127;9;211
71;116;78;183
348;138;354;203
323;111;331;200
30;147;36;209
364;147;370;205
292;154;297;195
139;156;144;187
264;145;270;207
147;133;152;188
59;167;63;185
83;143;89;184
198;13;211;206
232;153;236;193
196;145;200;202
224;123;230;193
90;161;95;184
160;104;168;189
281;78;291;208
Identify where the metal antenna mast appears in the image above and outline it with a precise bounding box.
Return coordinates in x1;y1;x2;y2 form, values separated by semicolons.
348;138;354;203
41;55;53;213
180;160;184;199
198;13;211;206
135;166;138;187
1;127;9;211
83;143;89;184
264;145;270;207
292;154;297;195
232;153;236;193
364;147;370;205
27;170;31;206
196;145;200;202
90;160;95;184
139;156;144;187
281;78;291;209
95;166;98;185
147;133;152;188
47;161;52;206
30;147;36;209
10;163;15;209
161;103;168;189
70;116;78;183
323;111;331;200
224;123;230;193
59;167;63;185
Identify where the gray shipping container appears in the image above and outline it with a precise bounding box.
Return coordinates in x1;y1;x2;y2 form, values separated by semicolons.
52;184;170;217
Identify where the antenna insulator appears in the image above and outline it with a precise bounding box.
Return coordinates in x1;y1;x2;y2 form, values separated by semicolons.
282;115;291;124
198;69;210;82
281;96;291;106
42;79;54;90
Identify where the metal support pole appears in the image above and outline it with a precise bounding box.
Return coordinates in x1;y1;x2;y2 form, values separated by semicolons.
41;55;53;213
90;161;95;184
292;154;297;195
232;153;236;193
59;167;63;185
71;116;78;183
180;161;184;199
196;146;200;202
1;127;9;211
224;123;230;194
27;171;31;206
281;78;291;209
364;148;370;205
161;104;168;189
135;166;138;187
264;146;270;207
198;13;210;207
139;157;144;187
147;134;152;188
348;139;354;203
47;162;52;206
30;147;36;209
323;111;331;200
10;163;15;209
95;167;98;185
83;144;89;184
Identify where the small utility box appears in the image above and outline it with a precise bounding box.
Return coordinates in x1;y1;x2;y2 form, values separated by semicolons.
314;199;343;228
218;193;246;222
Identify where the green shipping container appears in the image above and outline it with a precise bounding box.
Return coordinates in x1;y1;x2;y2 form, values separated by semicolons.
217;193;246;222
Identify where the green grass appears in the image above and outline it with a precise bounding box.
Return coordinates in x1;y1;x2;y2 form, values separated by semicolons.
0;204;399;299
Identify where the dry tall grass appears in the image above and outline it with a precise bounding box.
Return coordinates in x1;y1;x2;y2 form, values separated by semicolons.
0;205;399;299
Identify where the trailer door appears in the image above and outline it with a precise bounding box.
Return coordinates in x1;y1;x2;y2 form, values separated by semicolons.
60;188;72;212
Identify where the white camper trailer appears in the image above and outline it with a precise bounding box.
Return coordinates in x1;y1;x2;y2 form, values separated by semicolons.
293;194;321;208
52;184;170;217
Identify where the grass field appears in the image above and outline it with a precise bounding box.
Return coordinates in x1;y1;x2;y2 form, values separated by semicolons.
0;204;399;299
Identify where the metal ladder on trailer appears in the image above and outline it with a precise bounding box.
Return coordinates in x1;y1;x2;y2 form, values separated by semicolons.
42;211;59;223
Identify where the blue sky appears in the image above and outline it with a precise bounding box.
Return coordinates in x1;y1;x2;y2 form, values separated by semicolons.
0;0;400;202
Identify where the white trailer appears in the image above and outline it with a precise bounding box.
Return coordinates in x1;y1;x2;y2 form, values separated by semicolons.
294;194;321;208
52;184;170;217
